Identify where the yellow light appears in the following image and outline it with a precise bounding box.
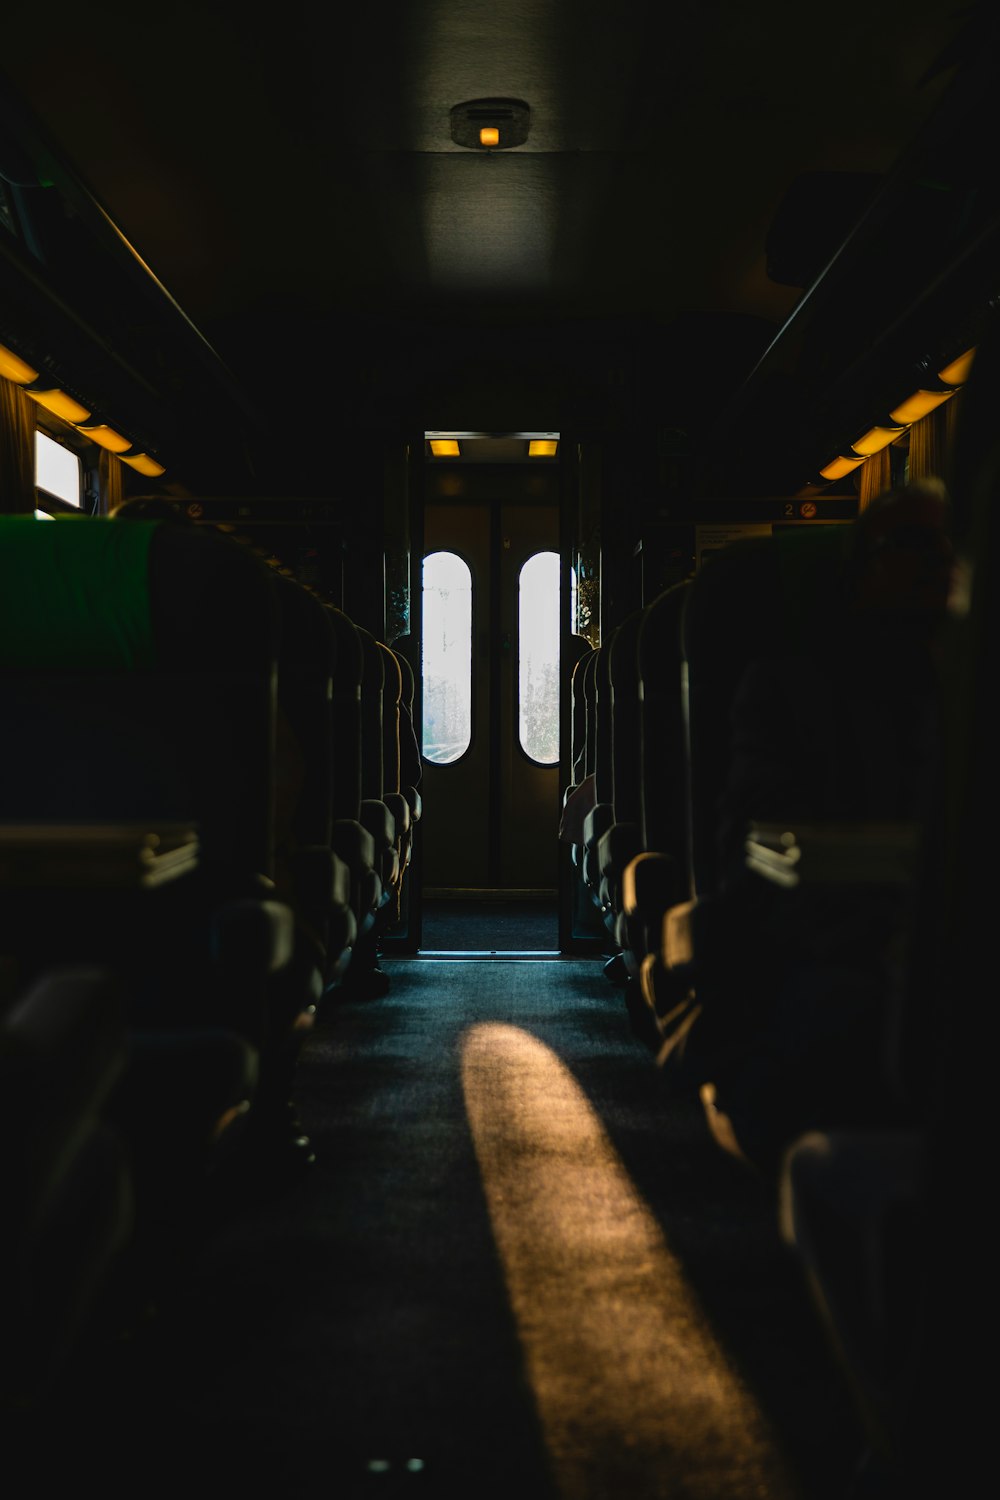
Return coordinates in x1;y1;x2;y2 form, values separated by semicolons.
430;439;460;457
120;452;167;477
0;343;39;384
528;439;558;457
819;454;866;481
28;388;92;424
938;347;976;385
479;127;500;147
851;425;906;457
888;388;955;424
78;424;132;454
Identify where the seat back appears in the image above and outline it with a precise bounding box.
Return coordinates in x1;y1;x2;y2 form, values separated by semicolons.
609;609;644;830
681;528;853;898
0;515;279;887
326;605;365;824
637;580;692;885
566;637;595;785
391;641;423;815
274;575;336;851
356;625;386;804
378;641;402;801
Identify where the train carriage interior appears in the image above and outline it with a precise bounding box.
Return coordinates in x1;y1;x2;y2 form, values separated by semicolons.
1;3;996;1497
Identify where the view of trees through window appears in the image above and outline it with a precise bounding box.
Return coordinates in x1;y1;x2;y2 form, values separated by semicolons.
422;547;562;767
422;550;472;763
519;551;560;764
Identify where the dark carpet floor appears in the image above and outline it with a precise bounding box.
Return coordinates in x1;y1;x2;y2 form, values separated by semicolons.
419;897;559;952
17;957;867;1500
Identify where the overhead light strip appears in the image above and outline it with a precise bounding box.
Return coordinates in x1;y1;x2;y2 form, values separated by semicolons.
817;346;976;484
0;338;166;478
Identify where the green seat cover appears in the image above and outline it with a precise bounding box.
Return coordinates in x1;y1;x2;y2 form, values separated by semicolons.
0;515;157;670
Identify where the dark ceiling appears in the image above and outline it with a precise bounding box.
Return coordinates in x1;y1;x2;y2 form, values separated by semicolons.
1;1;990;491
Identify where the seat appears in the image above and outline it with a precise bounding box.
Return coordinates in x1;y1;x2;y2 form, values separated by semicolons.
325;604;382;943
776;344;995;1495
667;499;951;1173
0;964;133;1417
0;514;303;1217
559;642;603;944
389;640;423;893
335;624;400;997
618;581;693;1040
620;576;692;984
579;639;616;931
559;644;598;864
594;607;646;945
272;573;356;988
356;625;400;907
377;638;412;911
644;527;849;1076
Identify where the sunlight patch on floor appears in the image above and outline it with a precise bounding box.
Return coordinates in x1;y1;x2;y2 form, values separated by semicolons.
460;1022;795;1499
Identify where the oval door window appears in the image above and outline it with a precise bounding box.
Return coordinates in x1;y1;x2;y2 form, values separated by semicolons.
422;550;473;764
519;550;560;765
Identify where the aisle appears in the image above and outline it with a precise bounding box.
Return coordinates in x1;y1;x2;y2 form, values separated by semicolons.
22;957;865;1499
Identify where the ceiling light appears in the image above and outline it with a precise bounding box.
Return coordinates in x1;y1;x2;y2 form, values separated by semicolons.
121;452;166;477
819;454;866;481
430;439;460;457
938;347;976;385
27;387;92;424
0;342;38;384
528;439;558;457
888;388;955;424
851;425;906;457
78;423;132;454
450;99;530;151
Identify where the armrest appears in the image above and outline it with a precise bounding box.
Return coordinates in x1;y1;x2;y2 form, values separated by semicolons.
745;821;920;889
0;822;200;890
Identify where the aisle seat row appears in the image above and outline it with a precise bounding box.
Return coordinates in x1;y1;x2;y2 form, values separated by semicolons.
563;480;960;1489
0;505;420;1414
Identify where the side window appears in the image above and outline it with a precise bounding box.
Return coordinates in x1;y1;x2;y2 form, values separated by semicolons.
422;550;473;764
35;430;82;511
519;550;560;765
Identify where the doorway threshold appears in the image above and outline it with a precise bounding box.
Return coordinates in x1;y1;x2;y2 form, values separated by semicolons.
424;887;557;901
386;950;566;962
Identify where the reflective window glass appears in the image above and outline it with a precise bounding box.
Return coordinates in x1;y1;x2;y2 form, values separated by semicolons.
35;430;81;508
422;550;472;763
519;550;560;764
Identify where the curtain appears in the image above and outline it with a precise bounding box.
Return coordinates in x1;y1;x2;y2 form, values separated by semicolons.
0;377;36;513
945;387;964;477
907;407;950;484
858;447;891;511
100;449;125;514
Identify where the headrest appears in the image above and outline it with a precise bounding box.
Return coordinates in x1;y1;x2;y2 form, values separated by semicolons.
0;515;156;669
771;522;854;637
